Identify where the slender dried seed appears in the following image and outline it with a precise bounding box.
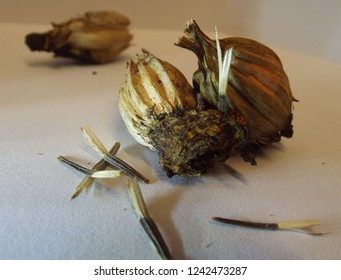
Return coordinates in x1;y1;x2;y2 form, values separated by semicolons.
81;126;150;183
140;217;172;260
57;156;93;175
212;217;278;230
212;217;326;236
103;154;150;184
57;155;124;179
71;143;120;199
127;178;172;260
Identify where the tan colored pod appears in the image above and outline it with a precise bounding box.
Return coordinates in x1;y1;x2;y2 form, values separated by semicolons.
177;20;295;144
119;50;246;177
25;11;132;63
119;49;197;149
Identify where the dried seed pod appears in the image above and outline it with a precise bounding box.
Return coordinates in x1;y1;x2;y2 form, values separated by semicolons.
176;20;295;144
119;49;197;149
119;50;246;177
25;11;132;63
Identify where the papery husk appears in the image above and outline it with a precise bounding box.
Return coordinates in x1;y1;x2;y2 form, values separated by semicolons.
176;19;295;144
119;49;197;150
25;11;132;63
119;50;247;177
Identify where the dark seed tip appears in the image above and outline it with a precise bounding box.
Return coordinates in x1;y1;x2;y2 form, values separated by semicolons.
25;33;47;51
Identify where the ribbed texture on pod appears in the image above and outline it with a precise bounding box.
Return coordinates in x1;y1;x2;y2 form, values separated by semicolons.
25;11;132;63
176;19;294;144
119;50;248;177
119;49;197;150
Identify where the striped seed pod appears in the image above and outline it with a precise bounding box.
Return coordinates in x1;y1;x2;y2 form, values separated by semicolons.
176;19;295;145
119;49;246;177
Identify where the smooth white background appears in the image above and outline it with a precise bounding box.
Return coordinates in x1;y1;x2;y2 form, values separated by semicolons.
1;0;341;260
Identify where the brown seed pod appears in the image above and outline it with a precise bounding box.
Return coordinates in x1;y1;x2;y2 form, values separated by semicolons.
25;11;132;64
119;21;297;177
119;49;246;177
176;20;295;144
119;49;197;150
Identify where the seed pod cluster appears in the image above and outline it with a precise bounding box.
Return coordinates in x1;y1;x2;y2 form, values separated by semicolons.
119;20;295;177
25;11;132;64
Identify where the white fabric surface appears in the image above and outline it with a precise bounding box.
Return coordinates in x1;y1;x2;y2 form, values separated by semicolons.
1;23;341;260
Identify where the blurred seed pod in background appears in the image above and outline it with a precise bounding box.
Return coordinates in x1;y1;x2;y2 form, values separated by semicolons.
25;11;132;64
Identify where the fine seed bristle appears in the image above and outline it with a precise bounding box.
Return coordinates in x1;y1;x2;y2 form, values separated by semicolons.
90;170;124;178
214;27;233;112
278;220;320;230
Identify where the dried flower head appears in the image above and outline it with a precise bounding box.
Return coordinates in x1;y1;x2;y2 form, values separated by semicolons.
119;49;246;177
176;20;295;144
25;11;132;63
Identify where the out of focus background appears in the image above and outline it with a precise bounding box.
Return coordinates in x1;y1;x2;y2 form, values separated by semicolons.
1;0;341;62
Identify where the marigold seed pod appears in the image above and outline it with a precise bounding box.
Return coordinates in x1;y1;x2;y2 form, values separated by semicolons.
25;11;132;64
176;20;295;145
119;50;246;177
119;49;197;149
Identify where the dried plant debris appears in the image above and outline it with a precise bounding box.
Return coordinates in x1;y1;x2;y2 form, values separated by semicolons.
119;20;295;177
58;156;124;178
58;127;170;259
127;177;172;259
59;143;120;199
25;11;132;63
57;126;149;199
212;217;327;236
81;126;149;183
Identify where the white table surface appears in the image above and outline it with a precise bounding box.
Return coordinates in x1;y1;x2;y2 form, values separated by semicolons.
1;23;341;260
